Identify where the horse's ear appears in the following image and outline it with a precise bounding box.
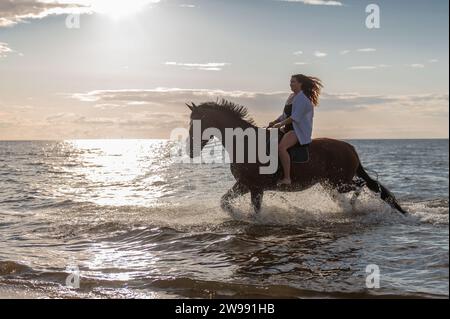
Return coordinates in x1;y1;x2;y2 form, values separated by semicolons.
186;102;198;111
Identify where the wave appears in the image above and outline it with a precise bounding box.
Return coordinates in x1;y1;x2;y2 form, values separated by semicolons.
10;186;444;244
148;276;447;299
0;271;445;299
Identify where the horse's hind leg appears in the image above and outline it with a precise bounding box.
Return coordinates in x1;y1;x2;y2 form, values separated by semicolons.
333;178;366;211
349;178;366;207
220;182;249;212
250;189;264;214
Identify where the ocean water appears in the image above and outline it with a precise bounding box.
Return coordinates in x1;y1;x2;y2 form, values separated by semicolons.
0;139;448;298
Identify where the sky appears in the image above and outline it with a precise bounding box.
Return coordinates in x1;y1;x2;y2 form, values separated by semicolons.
0;0;448;140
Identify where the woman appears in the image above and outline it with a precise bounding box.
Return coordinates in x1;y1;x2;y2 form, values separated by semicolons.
268;74;323;185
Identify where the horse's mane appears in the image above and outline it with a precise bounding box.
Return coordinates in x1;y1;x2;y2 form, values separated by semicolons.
198;98;256;126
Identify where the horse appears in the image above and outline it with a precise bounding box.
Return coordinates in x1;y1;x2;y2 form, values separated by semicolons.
185;99;408;215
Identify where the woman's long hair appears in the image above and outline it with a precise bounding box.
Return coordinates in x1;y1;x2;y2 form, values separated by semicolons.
292;74;323;106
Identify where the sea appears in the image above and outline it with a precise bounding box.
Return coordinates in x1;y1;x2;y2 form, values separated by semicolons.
0;139;448;298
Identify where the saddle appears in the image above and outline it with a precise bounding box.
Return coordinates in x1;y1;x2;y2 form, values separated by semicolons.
288;141;310;163
266;130;310;163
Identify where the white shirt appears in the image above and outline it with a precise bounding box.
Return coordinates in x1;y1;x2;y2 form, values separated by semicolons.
277;91;314;145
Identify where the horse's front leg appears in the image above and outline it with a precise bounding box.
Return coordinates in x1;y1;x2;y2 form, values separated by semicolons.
220;182;249;211
250;189;264;214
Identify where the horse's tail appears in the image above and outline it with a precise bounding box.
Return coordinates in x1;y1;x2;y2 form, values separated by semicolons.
356;163;408;215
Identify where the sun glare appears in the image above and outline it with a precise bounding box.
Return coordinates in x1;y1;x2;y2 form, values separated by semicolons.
82;0;156;19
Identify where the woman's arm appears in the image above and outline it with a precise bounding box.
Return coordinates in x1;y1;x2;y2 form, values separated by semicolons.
268;113;287;127
272;116;292;128
273;96;308;128
269;94;295;127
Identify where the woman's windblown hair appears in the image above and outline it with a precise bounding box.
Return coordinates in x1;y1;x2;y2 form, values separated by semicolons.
292;74;323;106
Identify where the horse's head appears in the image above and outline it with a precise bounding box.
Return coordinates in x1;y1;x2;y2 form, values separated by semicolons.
186;99;256;158
186;102;216;158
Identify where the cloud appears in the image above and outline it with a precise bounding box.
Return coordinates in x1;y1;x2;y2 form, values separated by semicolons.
45;111;188;135
294;62;309;65
357;48;376;52
0;42;13;58
0;0;86;27
0;42;24;58
0;0;160;27
71;87;285;106
320;92;449;115
409;63;425;68
3;88;447;139
293;50;303;55
278;0;343;6
340;48;376;55
164;62;231;71
348;66;377;70
70;88;292;125
6;104;34;110
314;51;327;58
71;87;449;118
46;112;81;123
348;64;391;70
58;87;450;139
179;4;195;8
428;59;439;63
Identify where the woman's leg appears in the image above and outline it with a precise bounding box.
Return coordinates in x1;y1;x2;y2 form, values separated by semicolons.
278;131;299;184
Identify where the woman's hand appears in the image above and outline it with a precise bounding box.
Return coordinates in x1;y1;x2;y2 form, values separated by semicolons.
272;122;283;129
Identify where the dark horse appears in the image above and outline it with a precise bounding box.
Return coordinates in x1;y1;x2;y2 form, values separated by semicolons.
186;99;407;215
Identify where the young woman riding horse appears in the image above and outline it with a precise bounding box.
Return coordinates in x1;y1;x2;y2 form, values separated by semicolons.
268;74;323;186
186;82;407;215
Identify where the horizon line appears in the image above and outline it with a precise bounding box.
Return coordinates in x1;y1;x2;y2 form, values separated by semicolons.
0;137;448;142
